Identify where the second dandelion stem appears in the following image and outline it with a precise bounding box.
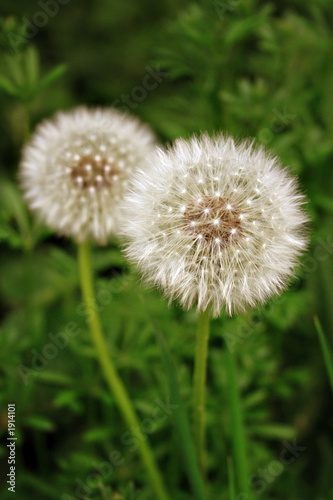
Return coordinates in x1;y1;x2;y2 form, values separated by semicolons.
78;242;169;500
193;307;211;473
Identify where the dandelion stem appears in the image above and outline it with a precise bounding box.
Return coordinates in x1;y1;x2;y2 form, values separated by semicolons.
193;307;211;473
78;242;169;500
225;346;250;498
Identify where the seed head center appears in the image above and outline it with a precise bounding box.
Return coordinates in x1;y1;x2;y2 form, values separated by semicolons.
183;196;242;246
70;155;120;190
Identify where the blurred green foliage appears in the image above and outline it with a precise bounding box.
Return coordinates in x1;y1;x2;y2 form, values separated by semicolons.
0;0;332;499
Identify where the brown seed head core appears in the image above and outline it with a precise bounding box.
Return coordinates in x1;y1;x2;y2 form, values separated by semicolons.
183;196;243;246
70;155;120;190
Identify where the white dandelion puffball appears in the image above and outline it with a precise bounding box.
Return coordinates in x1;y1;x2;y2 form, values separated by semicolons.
20;106;156;244
121;133;308;317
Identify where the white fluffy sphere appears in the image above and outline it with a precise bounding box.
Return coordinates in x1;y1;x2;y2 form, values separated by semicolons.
20;106;155;244
121;133;308;317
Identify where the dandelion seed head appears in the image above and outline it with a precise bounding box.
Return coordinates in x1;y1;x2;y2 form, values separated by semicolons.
20;106;155;244
121;133;309;317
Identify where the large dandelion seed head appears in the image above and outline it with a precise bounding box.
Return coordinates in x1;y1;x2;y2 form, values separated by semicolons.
121;133;309;317
20;106;155;244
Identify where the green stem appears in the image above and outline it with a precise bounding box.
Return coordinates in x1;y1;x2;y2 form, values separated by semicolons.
192;307;211;473
78;242;169;500
225;346;250;498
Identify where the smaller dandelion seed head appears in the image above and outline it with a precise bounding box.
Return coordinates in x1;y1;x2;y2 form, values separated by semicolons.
19;106;156;244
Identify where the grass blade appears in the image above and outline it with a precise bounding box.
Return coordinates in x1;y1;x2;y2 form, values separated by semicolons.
314;315;333;395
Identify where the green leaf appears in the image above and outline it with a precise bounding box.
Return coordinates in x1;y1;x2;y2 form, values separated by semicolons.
36;64;67;94
53;390;83;413
314;316;333;396
249;424;296;440
24;45;40;90
23;416;55;432
0;222;23;247
36;371;74;386
83;427;111;443
5;53;25;86
0;180;31;241
122;482;136;500
0;74;18;96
